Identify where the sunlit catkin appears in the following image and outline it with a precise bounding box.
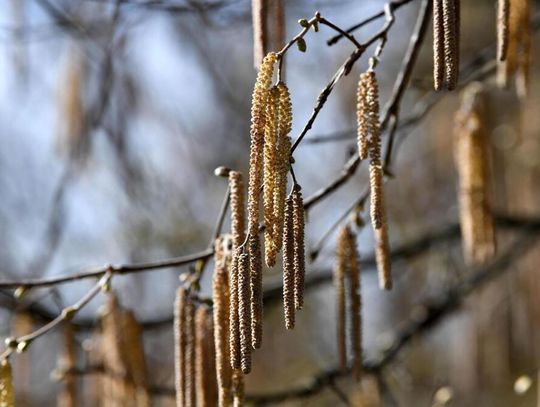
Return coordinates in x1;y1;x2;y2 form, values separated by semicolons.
497;0;509;61
195;307;218;407
232;369;244;407
282;194;295;329
174;288;188;407
335;227;348;371
237;252;252;374
249;233;264;349
0;360;15;407
263;86;280;267
229;171;246;250
213;240;232;407
248;52;277;238
292;184;306;310
454;83;496;265
252;0;267;69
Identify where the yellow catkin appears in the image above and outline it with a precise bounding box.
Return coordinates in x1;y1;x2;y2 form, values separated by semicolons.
122;311;149;406
497;0;509;61
249;233;264;349
237;252;252;374
229;171;246;250
454;83;496;265
213;239;232;407
346;229;362;382
433;0;445;90
271;82;292;257
174;288;188;407
442;0;459;90
252;0;267;69
282;194;295;329
232;369;245;407
195;307;218;407
292;184;306;311
375;224;392;290
247;52;277;238
229;253;241;370
263;86;280;267
0;359;15;407
58;323;77;407
356;73;370;160
335;227;348;371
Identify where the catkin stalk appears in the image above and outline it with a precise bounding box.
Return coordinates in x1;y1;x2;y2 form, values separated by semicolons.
292;184;306;310
213;240;232;407
0;360;15;407
282;194;295;329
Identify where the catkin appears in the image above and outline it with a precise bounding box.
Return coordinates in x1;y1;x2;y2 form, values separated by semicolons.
515;0;531;99
237;252;252;374
229;171;246;250
375;225;392;290
195;307;218;407
185;299;196;407
335;227;348;371
122;311;149;406
454;83;496;265
497;0;509;61
433;0;445;91
347;229;362;382
0;360;15;407
292;184;306;311
249;233;264;349
356;73;370;160
213;240;232;407
264;86;280;267
232;369;244;407
58;323;77;407
229;255;241;370
247;52;277;237
174;288;188;407
369;165;384;231
282;194;295;329
252;0;267;69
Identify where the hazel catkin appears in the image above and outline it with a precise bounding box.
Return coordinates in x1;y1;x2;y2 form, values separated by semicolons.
292;184;306;311
282;194;295;329
237;252;252;374
0;359;15;407
249;233;264;349
229;171;246;250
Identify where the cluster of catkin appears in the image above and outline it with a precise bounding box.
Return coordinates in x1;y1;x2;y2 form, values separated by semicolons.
334;226;362;381
433;0;460;90
356;70;392;290
454;83;496;265
175;287;219;407
496;0;531;98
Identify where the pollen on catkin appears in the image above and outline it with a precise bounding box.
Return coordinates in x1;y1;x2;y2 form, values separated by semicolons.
237;252;252;374
0;359;15;407
213;239;232;407
454;83;496;265
229;171;246;250
282;194;295;329
174;288;188;407
497;0;509;61
247;52;277;238
248;233;264;349
292;184;306;311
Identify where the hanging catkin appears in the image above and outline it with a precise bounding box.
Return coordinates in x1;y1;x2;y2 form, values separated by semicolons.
346;229;362;382
122;311;149;406
174;288;188;407
237;252;252;374
185;299;196;407
433;0;460;90
335;227;348;371
247;52;277;238
454;83;496;265
195;307;218;407
249;233;264;349
374;225;392;290
356;73;371;160
213;239;232;407
0;359;15;407
282;194;295;329
252;0;267;69
497;0;509;61
229;253;241;370
229;171;246;250
58;323;77;407
292;184;306;311
263;86;280;267
232;369;244;407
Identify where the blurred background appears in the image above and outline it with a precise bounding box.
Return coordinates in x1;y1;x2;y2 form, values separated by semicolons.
0;0;539;405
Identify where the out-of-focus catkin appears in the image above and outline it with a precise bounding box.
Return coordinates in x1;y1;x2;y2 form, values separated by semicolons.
195;307;218;407
213;239;232;407
248;52;277;238
232;369;244;407
229;171;246;250
282;194;295;329
375;226;392;290
58;323;77;407
292;184;305;310
454;83;496;265
335;227;349;371
174;288;188;407
237;252;252;374
0;360;15;407
252;0;267;69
